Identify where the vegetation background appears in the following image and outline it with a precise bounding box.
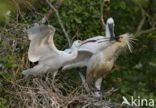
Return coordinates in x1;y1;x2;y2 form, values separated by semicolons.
0;0;155;107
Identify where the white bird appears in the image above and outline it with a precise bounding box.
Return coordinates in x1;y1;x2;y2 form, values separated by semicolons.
63;17;115;70
22;24;81;77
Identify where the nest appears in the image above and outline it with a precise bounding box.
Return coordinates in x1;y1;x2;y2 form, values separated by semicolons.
7;73;117;108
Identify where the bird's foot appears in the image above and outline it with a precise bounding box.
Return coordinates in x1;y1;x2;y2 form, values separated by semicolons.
93;90;103;100
94;89;103;98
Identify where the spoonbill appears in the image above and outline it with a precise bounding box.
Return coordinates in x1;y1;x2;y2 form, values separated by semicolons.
62;17;116;95
63;17;115;70
22;24;82;77
86;33;134;97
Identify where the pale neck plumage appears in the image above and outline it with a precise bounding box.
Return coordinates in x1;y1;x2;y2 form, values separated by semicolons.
105;24;111;38
69;46;78;59
62;46;78;65
103;42;122;60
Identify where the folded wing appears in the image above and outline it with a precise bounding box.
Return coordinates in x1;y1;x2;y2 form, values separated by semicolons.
63;36;111;70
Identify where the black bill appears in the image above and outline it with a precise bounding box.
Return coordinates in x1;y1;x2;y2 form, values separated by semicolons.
108;23;115;41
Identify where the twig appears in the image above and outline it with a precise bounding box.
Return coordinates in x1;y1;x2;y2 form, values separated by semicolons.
100;0;110;31
135;27;156;37
46;0;71;47
100;0;105;30
12;0;25;22
82;103;91;108
42;0;64;23
135;2;146;35
134;1;156;37
136;16;146;34
79;72;90;93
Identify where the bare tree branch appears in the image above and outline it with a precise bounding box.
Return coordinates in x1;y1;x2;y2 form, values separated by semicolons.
46;0;71;47
135;2;146;35
12;0;26;22
100;0;110;31
42;0;64;23
134;1;156;37
136;16;146;33
136;27;156;37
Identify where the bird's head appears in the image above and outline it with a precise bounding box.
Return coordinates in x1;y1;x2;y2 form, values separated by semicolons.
116;33;135;52
107;17;114;25
106;17;115;41
71;40;82;48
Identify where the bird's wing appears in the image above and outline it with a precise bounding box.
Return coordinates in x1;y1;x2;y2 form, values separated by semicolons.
63;36;111;70
78;36;111;53
27;24;59;62
62;50;93;70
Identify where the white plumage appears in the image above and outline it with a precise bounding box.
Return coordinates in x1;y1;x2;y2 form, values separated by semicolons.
22;24;81;77
63;17;115;70
23;17;119;97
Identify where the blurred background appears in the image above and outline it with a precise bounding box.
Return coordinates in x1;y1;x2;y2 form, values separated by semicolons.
0;0;155;107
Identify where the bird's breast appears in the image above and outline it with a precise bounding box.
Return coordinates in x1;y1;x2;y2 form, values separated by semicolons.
87;54;115;82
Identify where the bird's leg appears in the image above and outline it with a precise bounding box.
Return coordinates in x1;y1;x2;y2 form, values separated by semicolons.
94;77;103;98
52;67;63;92
52;71;58;90
78;72;90;93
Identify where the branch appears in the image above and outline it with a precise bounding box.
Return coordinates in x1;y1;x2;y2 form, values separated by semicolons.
78;72;90;93
100;0;110;31
135;27;156;37
134;2;156;37
46;0;71;47
136;16;146;34
135;2;146;35
12;0;25;22
100;0;105;29
42;0;64;23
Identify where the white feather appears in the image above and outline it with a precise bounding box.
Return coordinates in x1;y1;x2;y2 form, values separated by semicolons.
23;24;81;76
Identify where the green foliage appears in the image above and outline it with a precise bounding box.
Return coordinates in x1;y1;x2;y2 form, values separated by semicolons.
0;97;8;108
0;0;15;25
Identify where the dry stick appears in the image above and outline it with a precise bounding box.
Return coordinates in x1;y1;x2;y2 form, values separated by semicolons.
100;0;105;30
136;27;156;37
136;17;146;34
42;0;65;23
46;0;71;47
12;0;25;22
135;2;156;37
135;3;146;36
78;72;90;93
100;0;110;31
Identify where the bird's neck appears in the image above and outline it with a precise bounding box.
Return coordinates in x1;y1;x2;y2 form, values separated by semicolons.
62;46;78;65
105;25;111;38
104;42;121;60
70;46;78;59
